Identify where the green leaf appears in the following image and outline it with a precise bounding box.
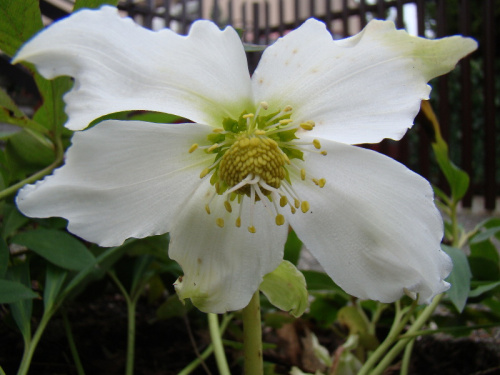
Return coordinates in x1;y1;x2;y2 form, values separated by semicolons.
431;141;469;203
260;260;308;317
442;244;471;312
302;270;344;293
1;203;30;239
468;281;500;298
6;263;33;340
0;0;43;57
243;43;267;52
43;264;67;311
156;295;188;320
73;0;119;11
0;88;49;134
128;111;181;124
0;279;38;303
0;237;8;277
12;228;95;271
470;226;500;244
33;75;73;132
283;230;302;266
469;239;500;281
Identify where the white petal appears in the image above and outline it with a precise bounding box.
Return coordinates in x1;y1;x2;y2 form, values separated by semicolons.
13;6;253;131
252;19;477;144
285;137;452;303
170;180;288;313
16;120;213;247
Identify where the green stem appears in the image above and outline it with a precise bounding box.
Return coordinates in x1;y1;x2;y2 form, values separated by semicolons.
358;301;416;375
108;271;136;375
16;311;55;375
369;294;443;375
242;291;263;375
62;309;86;375
400;338;415;375
179;314;233;375
208;314;231;375
0;155;62;201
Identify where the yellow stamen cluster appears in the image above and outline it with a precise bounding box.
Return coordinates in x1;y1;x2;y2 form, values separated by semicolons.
218;135;286;195
189;103;328;233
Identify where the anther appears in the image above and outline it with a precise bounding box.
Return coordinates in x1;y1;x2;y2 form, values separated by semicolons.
294;199;300;209
188;144;199;153
284;105;293;112
248;226;256;233
236;217;241;227
275;214;285;226
200;168;210;178
313;139;321;149
260;102;269;110
318;178;326;188
216;218;224;228
213;128;224;133
224;201;232;213
300;169;306;180
300;123;314;131
255;129;266;135
279;119;293;125
243;113;254;119
205;204;211;214
301;201;310;213
321;150;328;156
279;195;288;207
208;144;219;152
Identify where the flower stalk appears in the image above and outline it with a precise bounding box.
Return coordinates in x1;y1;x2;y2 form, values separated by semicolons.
242;291;263;375
208;313;231;375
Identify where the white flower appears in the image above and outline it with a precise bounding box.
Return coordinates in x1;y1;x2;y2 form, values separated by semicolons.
13;6;477;313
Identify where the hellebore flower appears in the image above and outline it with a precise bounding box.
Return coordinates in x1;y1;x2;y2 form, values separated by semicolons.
13;6;477;313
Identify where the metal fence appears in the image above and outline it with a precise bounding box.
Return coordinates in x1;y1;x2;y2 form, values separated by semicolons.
29;0;500;210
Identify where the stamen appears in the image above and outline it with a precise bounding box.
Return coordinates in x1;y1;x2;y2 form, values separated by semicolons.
200;168;210;178
205;204;211;214
236;217;241;227
248;226;256;233
208;143;220;152
224;201;232;213
321;150;328;156
243;113;254;119
300;169;306;180
188;143;199;153
313;139;321;149
301;201;310;213
213;128;224;133
280;195;288;207
318;178;326;188
260;101;269;110
275;214;285;226
279;119;293;125
216;218;224;228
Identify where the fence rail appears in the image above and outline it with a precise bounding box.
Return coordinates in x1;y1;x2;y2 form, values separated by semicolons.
20;0;500;210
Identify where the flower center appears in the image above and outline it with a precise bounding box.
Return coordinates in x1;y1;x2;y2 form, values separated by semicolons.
218;135;286;196
189;102;326;233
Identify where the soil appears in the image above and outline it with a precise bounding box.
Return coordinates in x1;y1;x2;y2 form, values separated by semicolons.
1;291;500;375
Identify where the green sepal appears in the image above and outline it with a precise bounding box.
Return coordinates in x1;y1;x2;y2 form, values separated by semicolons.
282;147;304;161
276;128;299;142
259;260;308;317
222;117;238;132
207;133;226;144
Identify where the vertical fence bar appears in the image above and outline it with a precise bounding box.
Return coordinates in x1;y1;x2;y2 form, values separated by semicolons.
163;0;171;28
180;0;187;34
294;0;300;28
460;0;473;208
359;0;367;28
309;0;315;18
264;1;270;44
483;0;497;210
342;0;349;37
213;0;220;26
278;0;285;36
228;0;233;26
325;0;332;31
376;0;385;19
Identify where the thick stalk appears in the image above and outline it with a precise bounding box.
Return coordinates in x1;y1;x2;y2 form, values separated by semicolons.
242;291;263;375
208;314;231;375
62;310;86;375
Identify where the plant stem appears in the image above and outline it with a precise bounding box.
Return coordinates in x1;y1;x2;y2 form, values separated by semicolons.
62;309;86;375
369;294;443;375
208;314;231;375
16;311;54;375
108;271;136;375
400;338;415;375
242;291;263;375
